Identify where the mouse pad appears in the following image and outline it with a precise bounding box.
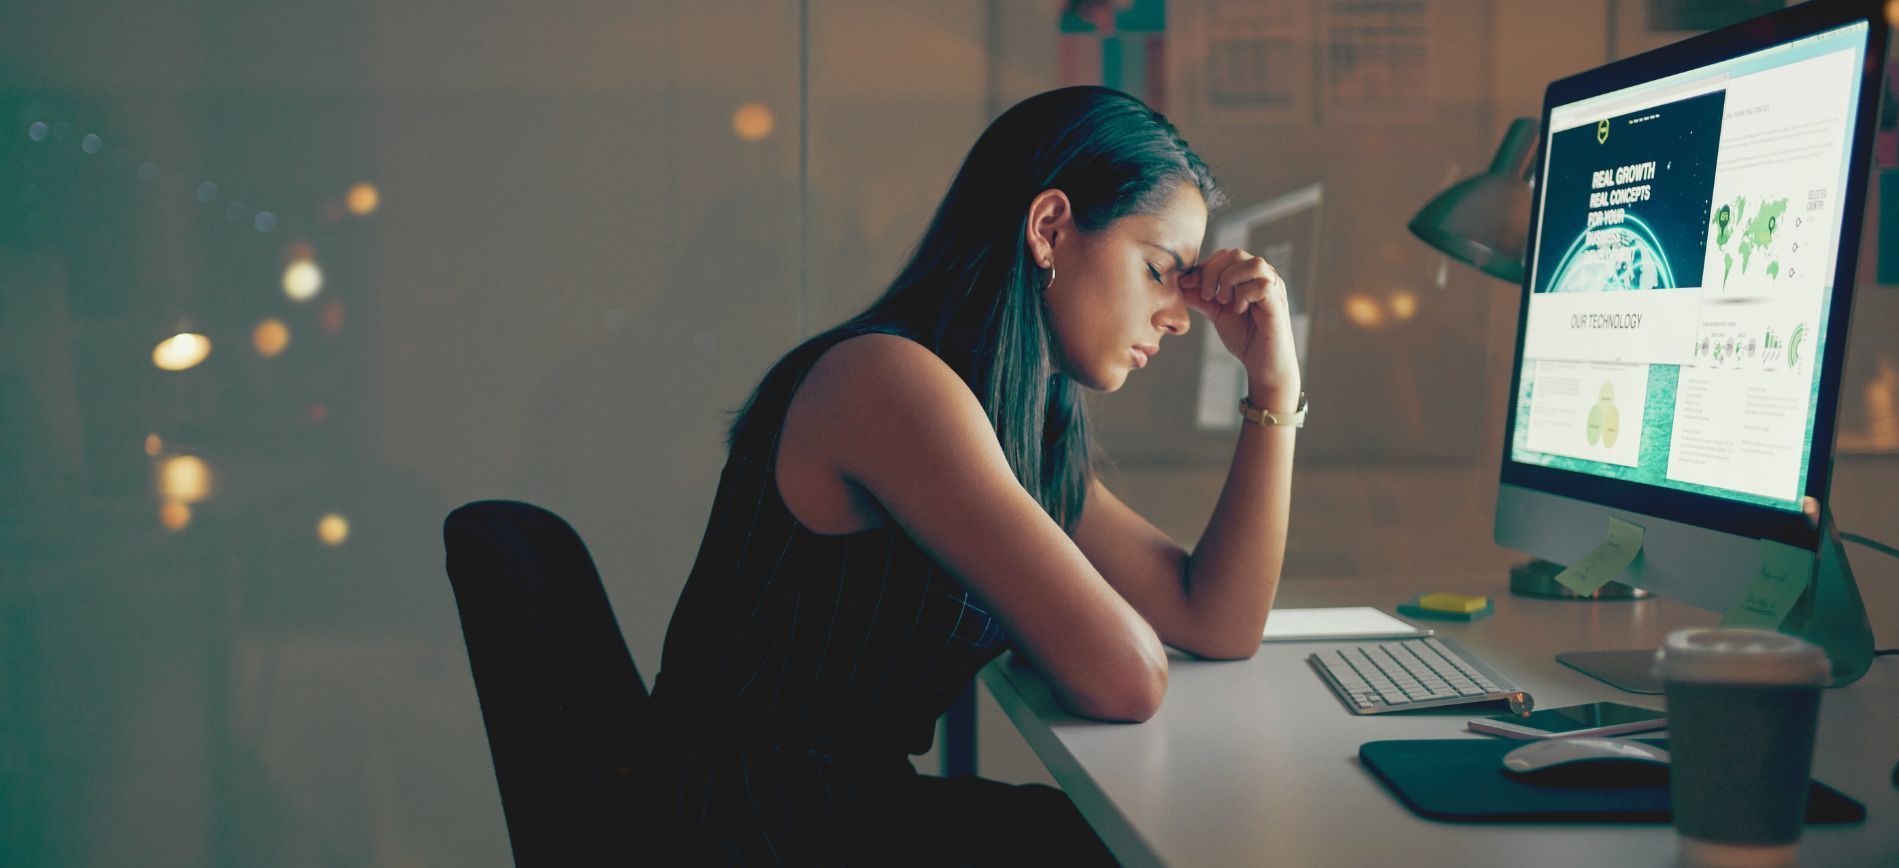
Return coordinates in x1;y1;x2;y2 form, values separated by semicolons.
1358;739;1866;824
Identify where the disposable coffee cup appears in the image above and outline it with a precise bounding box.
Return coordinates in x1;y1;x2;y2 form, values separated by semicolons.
1653;628;1830;868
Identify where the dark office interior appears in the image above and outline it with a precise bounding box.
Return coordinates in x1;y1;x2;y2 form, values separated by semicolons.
4;1;1897;865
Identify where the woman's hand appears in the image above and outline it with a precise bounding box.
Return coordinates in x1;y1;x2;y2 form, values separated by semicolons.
1178;248;1302;408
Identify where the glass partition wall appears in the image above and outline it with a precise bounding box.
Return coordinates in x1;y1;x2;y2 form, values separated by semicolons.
5;2;1893;864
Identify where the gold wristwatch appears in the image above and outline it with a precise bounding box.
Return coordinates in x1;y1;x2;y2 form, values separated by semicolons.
1238;392;1308;428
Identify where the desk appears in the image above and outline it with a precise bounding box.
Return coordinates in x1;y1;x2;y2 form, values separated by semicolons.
980;572;1899;867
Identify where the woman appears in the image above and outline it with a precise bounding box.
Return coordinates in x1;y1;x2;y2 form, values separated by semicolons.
644;85;1301;864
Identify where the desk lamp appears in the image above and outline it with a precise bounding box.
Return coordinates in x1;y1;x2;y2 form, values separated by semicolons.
1408;117;1536;283
1409;118;1646;601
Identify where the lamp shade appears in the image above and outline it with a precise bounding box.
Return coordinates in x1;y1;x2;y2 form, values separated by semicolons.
1410;118;1538;284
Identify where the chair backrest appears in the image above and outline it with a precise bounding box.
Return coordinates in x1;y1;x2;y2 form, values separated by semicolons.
442;499;648;866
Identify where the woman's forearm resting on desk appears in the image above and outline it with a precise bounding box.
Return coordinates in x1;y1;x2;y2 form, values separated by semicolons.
1181;382;1298;659
1071;378;1298;665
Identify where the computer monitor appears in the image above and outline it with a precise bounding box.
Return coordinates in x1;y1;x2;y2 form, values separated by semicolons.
1497;0;1884;687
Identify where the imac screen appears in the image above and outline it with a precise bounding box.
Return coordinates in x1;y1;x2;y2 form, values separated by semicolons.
1510;22;1870;512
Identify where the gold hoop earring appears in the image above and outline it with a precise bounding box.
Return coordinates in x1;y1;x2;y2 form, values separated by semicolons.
1045;266;1056;291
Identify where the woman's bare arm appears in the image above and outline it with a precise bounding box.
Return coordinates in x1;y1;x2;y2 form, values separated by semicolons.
1070;245;1301;660
787;333;1170;721
1069;416;1295;660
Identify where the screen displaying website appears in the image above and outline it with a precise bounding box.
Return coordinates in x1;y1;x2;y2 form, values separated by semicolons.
1511;22;1868;510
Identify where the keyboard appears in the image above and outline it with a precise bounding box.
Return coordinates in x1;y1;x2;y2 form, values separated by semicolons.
1308;637;1534;715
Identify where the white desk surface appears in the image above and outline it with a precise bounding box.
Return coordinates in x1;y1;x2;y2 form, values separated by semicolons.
980;572;1899;867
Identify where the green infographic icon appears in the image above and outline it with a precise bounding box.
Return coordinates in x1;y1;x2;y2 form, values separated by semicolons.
1586;381;1621;448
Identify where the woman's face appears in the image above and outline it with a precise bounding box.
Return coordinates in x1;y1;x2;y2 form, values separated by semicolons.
1036;182;1206;392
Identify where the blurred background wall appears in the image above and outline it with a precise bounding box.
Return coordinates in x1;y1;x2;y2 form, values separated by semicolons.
3;1;1895;864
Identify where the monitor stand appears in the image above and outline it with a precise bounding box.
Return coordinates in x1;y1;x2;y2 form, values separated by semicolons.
1508;558;1649;599
1557;650;1664;693
1552;505;1875;693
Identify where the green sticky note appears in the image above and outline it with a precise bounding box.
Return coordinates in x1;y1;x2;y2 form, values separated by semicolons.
1554;516;1645;595
1720;539;1814;630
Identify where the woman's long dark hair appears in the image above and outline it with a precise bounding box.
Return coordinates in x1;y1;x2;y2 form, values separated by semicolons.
731;86;1224;531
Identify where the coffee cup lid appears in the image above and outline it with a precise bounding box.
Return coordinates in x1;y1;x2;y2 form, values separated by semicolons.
1651;628;1831;685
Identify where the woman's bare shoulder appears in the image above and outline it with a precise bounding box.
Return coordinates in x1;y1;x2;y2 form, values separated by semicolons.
776;332;992;531
798;332;975;415
788;332;998;478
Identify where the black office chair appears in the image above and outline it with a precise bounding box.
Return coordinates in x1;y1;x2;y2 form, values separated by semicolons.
442;500;651;866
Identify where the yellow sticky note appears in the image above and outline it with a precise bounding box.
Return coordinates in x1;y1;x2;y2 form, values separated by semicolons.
1419;592;1488;613
1554;516;1645;595
1720;539;1814;630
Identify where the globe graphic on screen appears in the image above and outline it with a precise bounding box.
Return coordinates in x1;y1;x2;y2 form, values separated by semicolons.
1543;215;1677;293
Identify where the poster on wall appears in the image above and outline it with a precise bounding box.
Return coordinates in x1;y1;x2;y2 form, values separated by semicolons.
1060;0;1169;111
1318;0;1434;125
1200;0;1313;125
1175;0;1440;127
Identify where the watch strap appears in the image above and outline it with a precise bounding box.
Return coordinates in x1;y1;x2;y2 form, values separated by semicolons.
1239;392;1307;428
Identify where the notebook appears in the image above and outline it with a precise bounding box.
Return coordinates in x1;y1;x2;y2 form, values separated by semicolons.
1262;607;1433;642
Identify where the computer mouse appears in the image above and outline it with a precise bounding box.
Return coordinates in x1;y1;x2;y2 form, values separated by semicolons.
1501;737;1672;788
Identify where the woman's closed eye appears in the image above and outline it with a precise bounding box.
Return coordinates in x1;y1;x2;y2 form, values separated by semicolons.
1146;263;1165;285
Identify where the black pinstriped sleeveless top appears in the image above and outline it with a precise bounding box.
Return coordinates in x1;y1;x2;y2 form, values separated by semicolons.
645;331;1013;859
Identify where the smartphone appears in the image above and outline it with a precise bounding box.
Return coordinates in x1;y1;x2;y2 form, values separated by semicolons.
1467;700;1666;739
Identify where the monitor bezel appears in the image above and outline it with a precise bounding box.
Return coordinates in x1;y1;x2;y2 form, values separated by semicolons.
1500;0;1889;551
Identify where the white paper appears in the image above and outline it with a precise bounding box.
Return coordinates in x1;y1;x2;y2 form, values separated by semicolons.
1261;606;1432;642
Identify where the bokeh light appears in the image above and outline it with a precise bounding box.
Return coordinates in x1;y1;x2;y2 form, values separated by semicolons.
152;332;212;371
158;455;213;503
253;318;290;357
144;433;163;456
319;298;347;334
1389;290;1418;321
1343;294;1387;329
159;501;192;532
316;513;350;546
346;182;380;216
283;260;323;301
733;103;775;141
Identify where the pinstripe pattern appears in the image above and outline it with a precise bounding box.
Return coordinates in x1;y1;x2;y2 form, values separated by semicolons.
648;333;1018;863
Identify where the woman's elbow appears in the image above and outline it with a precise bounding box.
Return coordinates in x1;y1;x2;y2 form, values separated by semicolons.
1175;624;1264;661
1073;664;1168;723
1188;635;1262;661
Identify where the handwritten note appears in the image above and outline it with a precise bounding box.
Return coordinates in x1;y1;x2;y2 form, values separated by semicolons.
1554;516;1645;595
1720;539;1814;630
